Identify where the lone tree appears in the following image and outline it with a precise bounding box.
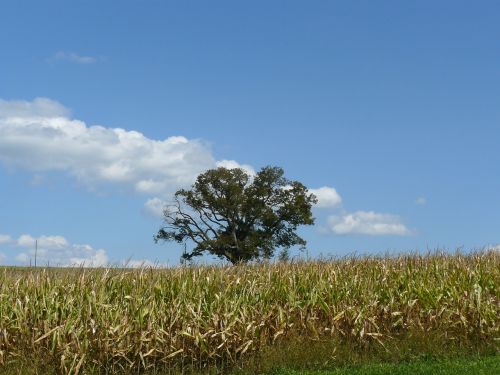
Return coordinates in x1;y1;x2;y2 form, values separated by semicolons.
155;166;317;264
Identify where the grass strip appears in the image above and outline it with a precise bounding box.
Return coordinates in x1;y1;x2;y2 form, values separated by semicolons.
271;355;500;375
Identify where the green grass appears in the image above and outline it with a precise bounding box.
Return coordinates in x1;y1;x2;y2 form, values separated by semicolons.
271;355;500;375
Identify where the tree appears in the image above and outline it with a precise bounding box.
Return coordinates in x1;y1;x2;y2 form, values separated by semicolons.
155;166;317;264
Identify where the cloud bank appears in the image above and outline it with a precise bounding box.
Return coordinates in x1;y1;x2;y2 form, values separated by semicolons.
1;98;342;203
0;98;215;195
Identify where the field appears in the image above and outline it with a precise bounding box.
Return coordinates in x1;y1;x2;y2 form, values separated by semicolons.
0;251;498;374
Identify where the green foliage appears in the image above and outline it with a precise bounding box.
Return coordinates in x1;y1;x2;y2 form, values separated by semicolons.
155;166;317;264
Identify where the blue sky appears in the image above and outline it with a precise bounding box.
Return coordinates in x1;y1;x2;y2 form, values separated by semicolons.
0;1;499;266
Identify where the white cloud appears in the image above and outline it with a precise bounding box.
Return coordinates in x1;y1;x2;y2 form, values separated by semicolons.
50;51;98;64
70;249;108;267
5;232;163;268
0;98;216;195
0;97;69;117
0;234;12;244
309;186;342;208
3;98;383;240
216;159;256;176
327;211;412;236
144;197;167;218
15;234;109;267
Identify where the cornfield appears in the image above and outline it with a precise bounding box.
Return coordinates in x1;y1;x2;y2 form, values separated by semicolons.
0;251;498;374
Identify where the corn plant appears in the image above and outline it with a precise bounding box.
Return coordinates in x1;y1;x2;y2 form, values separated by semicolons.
0;251;498;374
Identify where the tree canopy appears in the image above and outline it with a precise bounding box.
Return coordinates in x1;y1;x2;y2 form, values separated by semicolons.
155;166;317;264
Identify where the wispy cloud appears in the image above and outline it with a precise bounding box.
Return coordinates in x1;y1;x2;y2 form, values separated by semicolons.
144;197;167;218
48;51;99;64
416;197;427;205
0;234;13;245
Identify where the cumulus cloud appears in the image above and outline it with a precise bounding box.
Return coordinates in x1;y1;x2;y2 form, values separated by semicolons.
0;97;69;118
309;186;342;208
49;51;98;64
2;98;384;240
1;98;343;206
0;98;216;195
327;211;412;236
15;234;109;267
216;159;256;176
0;234;12;245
